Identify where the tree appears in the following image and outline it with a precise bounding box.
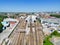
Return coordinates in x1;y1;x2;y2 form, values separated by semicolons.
15;13;19;15
50;14;60;18
0;22;3;33
37;18;41;23
51;30;60;36
0;18;3;22
51;30;58;35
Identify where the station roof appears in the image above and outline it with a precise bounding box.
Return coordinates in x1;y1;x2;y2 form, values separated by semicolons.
3;18;18;22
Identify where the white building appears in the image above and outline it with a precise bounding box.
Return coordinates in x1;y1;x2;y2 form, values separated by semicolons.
3;18;18;22
41;18;60;27
1;18;18;30
41;18;60;35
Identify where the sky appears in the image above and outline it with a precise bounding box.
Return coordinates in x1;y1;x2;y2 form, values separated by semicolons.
0;0;60;12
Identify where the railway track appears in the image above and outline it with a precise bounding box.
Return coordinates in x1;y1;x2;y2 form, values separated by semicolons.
6;16;44;45
33;20;43;45
8;18;26;45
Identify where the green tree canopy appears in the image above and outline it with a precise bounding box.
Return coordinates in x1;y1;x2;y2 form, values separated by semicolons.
50;14;60;18
0;22;3;33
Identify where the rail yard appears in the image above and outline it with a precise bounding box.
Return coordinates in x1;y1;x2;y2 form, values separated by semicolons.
5;15;44;45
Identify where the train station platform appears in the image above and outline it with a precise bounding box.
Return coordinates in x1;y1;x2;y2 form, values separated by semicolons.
0;20;19;45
